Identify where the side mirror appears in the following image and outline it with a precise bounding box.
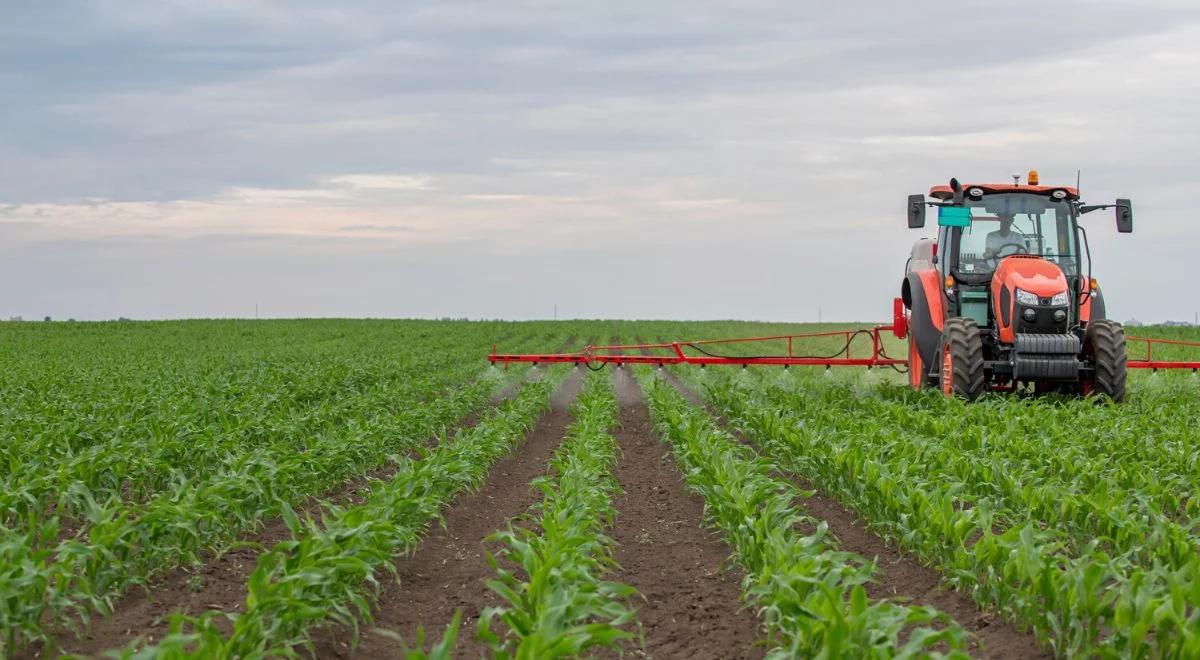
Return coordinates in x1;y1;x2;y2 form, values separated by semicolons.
1115;198;1133;233
907;194;926;228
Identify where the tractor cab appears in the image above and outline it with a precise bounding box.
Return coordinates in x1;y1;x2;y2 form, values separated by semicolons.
902;172;1133;400
934;187;1086;336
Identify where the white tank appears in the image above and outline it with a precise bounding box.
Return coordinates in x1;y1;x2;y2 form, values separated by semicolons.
907;239;936;273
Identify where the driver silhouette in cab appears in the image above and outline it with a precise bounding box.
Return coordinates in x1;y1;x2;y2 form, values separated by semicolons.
984;213;1025;261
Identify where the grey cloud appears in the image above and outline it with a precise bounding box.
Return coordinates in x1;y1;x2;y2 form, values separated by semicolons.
338;224;413;233
2;1;1200;321
5;1;1193;203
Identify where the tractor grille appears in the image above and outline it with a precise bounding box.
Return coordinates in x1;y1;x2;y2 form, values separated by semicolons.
1014;334;1080;355
1014;357;1080;380
1013;333;1081;380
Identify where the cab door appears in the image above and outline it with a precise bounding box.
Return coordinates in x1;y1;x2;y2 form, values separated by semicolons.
937;225;955;317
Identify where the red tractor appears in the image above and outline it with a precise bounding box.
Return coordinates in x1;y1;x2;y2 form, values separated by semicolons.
902;171;1133;400
489;170;1200;398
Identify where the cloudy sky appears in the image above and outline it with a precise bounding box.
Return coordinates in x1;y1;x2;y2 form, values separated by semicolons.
3;1;1199;322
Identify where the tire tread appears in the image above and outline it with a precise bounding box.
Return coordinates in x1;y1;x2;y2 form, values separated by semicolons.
943;317;986;400
1086;319;1127;402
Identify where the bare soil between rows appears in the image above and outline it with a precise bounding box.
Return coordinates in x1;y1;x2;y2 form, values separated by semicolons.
604;366;765;659
317;358;764;659
306;367;585;658
659;368;1047;660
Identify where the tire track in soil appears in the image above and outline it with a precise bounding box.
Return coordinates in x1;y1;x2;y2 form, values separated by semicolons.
604;365;764;659
657;367;1047;660
306;366;585;659
31;365;545;660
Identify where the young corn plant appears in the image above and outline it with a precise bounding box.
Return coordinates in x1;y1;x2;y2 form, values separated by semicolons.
478;370;637;658
635;370;968;659
393;610;465;660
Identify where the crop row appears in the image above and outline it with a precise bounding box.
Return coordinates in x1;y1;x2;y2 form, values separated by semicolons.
635;369;968;658
0;320;591;654
858;370;1200;529
2;369;511;654
478;370;636;657
128;369;564;658
0;322;531;534
0;359;480;534
778;374;1200;572
694;367;1200;657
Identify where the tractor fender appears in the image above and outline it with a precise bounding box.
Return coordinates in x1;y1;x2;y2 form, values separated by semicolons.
1081;285;1106;323
903;270;944;376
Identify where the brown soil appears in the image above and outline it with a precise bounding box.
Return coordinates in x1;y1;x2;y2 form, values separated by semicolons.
604;366;764;659
305;367;585;658
31;373;532;660
31;502;297;658
658;369;1048;660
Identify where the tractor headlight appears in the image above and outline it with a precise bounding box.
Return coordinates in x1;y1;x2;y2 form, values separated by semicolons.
1050;291;1069;306
1015;289;1040;306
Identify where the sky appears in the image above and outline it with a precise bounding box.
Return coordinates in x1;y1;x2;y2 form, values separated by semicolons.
2;1;1199;322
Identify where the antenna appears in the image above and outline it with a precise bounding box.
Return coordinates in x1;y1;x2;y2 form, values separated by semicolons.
1076;169;1082;196
1011;173;1021;186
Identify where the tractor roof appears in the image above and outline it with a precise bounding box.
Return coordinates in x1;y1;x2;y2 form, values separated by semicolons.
928;184;1079;201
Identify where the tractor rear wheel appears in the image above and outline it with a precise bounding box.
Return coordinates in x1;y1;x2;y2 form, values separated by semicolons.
940;317;986;400
1084;319;1127;402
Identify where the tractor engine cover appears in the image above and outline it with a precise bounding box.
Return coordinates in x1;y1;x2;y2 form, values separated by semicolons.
990;256;1070;344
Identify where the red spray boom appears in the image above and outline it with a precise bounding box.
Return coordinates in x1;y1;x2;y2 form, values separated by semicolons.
489;298;1200;373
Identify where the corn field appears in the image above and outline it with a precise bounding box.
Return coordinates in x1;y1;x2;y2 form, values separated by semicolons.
1;319;1198;659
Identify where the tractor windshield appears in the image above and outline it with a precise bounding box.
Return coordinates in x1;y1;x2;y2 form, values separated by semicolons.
952;193;1078;280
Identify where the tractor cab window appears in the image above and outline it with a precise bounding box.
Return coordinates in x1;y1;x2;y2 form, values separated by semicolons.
952;193;1078;281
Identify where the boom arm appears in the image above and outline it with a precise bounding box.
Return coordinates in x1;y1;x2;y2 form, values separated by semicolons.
490;328;907;369
489;298;1200;372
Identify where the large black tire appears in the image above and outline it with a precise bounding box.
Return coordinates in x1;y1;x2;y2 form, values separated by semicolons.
940;317;986;400
1084;320;1127;402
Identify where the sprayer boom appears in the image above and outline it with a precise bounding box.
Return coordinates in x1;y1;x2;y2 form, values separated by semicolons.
490;326;906;369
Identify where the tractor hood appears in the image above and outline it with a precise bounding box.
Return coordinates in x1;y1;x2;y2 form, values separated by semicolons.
990;256;1069;343
994;256;1067;297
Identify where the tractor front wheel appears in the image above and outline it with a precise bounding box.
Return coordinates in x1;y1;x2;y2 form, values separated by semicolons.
1083;319;1127;402
940;317;986;400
